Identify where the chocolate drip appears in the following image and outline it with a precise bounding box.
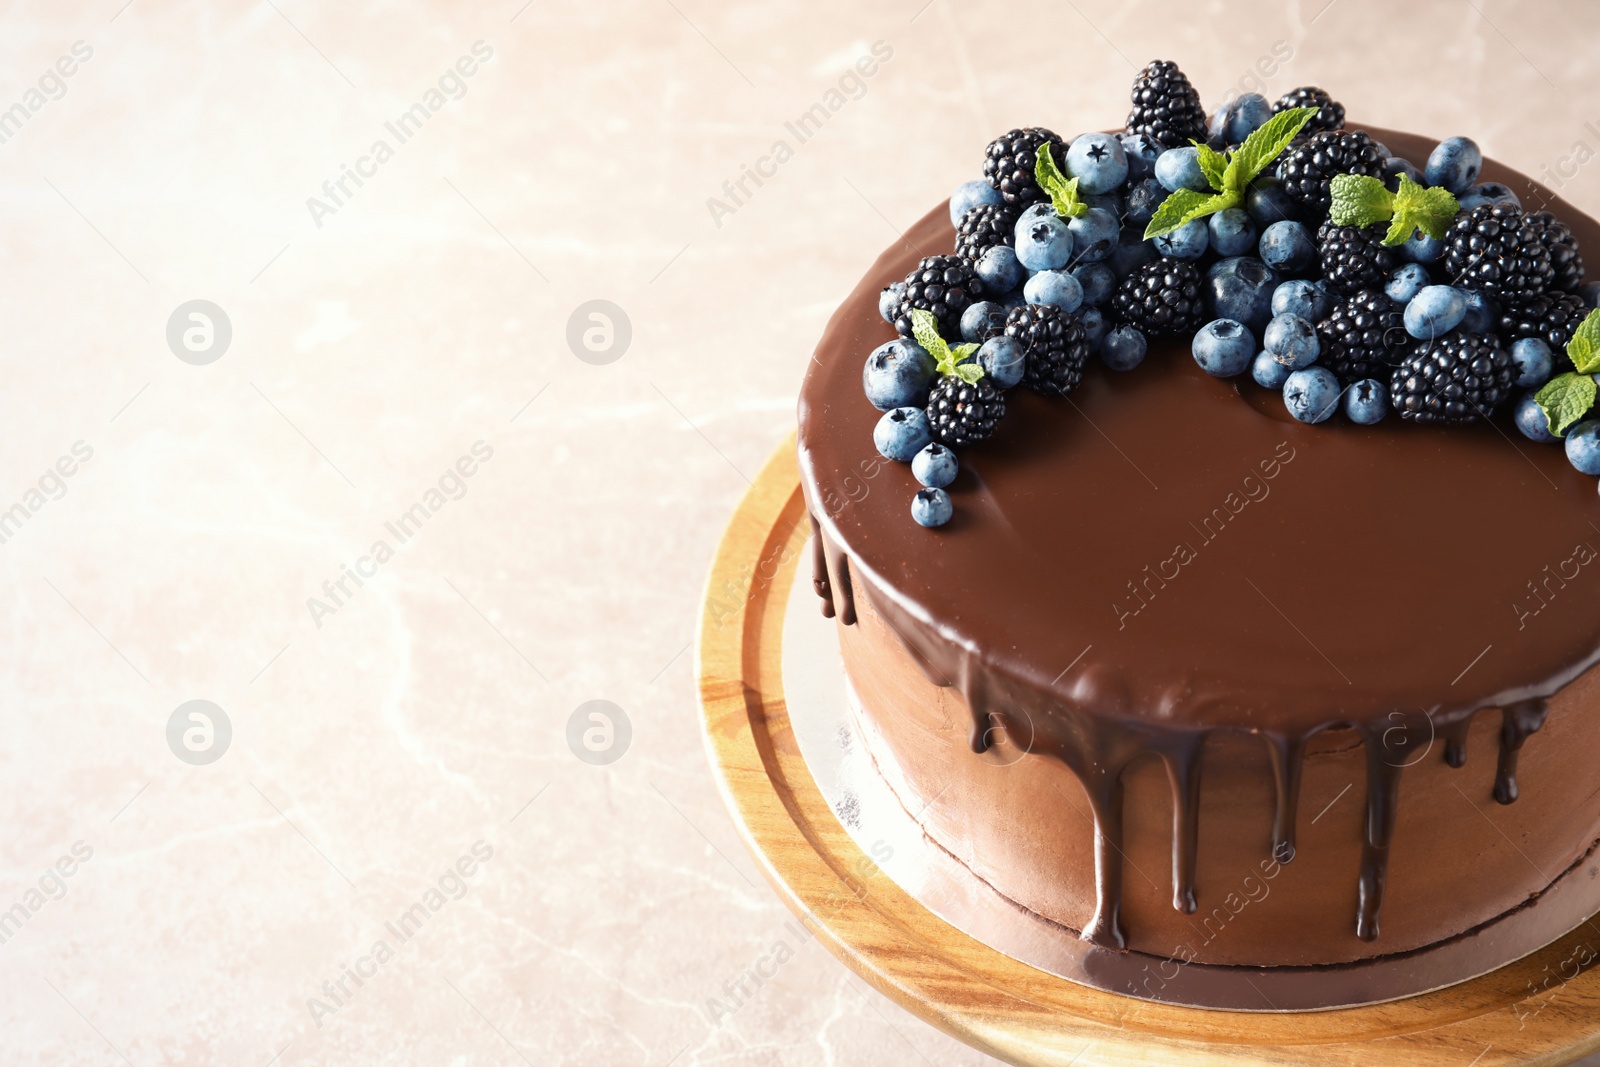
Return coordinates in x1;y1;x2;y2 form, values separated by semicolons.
1356;730;1407;942
1082;768;1128;949
1264;735;1303;864
1442;716;1471;769
1163;739;1204;914
1495;699;1550;805
809;512;833;617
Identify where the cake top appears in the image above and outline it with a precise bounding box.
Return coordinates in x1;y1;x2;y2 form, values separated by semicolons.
800;61;1600;737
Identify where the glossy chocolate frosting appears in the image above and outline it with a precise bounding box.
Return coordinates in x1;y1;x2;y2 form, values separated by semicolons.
798;128;1600;954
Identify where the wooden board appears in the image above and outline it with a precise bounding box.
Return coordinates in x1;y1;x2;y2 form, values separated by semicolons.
696;436;1600;1067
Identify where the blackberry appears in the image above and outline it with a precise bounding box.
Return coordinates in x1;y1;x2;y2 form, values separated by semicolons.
1316;289;1411;385
954;202;1020;263
1317;220;1400;295
1441;204;1554;303
1389;330;1517;424
1497;290;1590;352
892;255;986;339
1004;303;1089;396
1125;60;1206;150
1526;210;1584;292
983;128;1066;206
1276;130;1386;215
1111;256;1204;336
1274;86;1345;133
927;374;1006;448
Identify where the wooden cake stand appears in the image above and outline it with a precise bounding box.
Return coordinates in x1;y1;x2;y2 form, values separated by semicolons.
696;437;1600;1066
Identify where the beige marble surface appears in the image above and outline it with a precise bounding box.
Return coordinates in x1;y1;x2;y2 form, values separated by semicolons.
3;1;1600;1063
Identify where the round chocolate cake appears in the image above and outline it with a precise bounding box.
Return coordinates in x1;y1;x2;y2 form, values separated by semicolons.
797;100;1600;1010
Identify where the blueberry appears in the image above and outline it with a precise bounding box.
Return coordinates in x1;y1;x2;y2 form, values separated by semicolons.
999;287;1028;309
1078;305;1108;349
1123;178;1167;227
1209;92;1273;145
1511;338;1555;389
1192;318;1256;377
974;245;1025;293
1015;214;1074;271
1581;281;1600;309
1459;289;1496;334
1206;256;1280;333
1272;279;1335;322
1567;419;1600;475
1283;367;1341;424
1067;208;1119;263
1385;263;1431;306
1024;269;1084;313
1515;392;1561;444
862;340;935;410
1425;137;1483;194
874;406;932;462
911;487;953;527
1246;180;1297;227
1252;349;1291;389
1018;201;1056;227
1402;231;1444;264
978;336;1026;389
1264;313;1320;369
1101;324;1147;371
1085;189;1124;218
950;179;1003;226
1404;285;1467;340
1066;132;1129;194
1457;181;1520;212
1383;156;1423;190
1344;379;1388;424
912;443;959;488
1071;262;1116;306
1155;146;1209;192
1208;208;1258;258
1259;220;1316;275
1111;230;1157;277
1154;217;1209;260
879;282;905;325
960;301;1008;343
1120;133;1162;180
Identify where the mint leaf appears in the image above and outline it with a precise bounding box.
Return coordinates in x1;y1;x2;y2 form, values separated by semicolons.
1387;174;1458;245
1224;106;1316;194
1535;371;1597;436
1193;141;1228;193
1034;143;1087;219
910;308;948;363
1329;174;1393;228
913;310;985;381
1144;188;1236;239
1568;308;1600;374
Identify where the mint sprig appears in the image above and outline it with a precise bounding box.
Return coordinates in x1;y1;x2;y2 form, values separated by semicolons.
1034;143;1087;219
910;308;984;384
1535;309;1600;436
1328;172;1459;246
1143;106;1317;239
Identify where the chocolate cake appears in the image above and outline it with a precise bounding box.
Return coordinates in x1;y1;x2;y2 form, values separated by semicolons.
796;66;1600;1009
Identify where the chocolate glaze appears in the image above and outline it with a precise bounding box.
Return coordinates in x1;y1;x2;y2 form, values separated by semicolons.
799;128;1600;953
